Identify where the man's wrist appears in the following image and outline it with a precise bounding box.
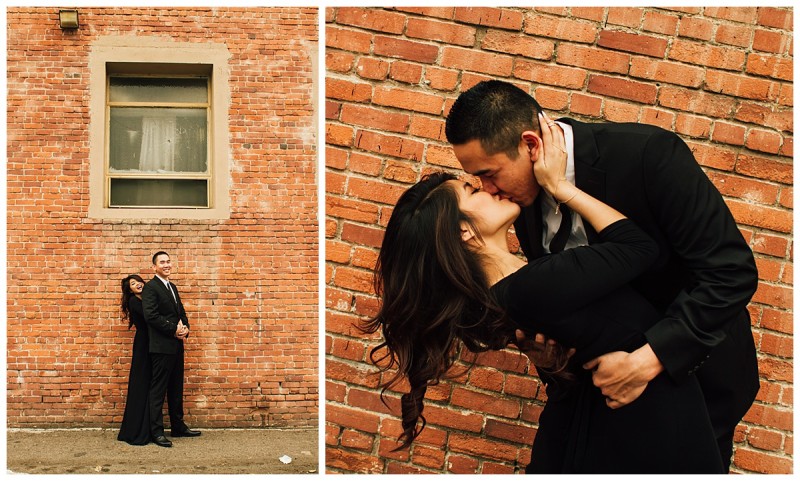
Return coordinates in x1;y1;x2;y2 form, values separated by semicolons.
631;344;664;381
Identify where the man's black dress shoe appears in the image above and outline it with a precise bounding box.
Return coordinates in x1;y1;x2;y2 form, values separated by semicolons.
152;435;173;447
171;427;201;437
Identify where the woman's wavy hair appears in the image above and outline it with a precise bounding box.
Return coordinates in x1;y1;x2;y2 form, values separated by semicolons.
361;172;516;449
121;274;145;329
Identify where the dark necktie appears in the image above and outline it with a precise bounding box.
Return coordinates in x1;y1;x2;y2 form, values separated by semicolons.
549;204;572;253
167;282;177;303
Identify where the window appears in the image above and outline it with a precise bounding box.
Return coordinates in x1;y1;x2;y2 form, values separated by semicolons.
106;72;211;208
88;37;230;219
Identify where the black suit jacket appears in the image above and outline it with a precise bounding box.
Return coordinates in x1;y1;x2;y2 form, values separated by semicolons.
142;276;189;354
514;119;759;424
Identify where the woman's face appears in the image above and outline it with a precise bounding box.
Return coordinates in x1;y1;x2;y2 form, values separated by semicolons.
128;278;144;295
448;180;520;237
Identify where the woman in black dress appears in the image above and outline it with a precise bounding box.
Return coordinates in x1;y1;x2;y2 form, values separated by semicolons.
117;274;151;445
363;117;723;473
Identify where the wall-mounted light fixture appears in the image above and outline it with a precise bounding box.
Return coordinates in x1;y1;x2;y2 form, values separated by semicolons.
59;9;79;29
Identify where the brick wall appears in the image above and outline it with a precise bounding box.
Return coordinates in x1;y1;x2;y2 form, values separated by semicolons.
7;7;319;428
325;7;793;473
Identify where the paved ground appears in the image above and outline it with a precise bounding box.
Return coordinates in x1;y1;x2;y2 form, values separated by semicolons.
6;428;318;474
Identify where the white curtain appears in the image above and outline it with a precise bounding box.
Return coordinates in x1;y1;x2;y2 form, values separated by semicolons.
139;116;176;172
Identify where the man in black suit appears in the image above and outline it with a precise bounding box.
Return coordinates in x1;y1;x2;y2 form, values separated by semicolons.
445;80;758;471
142;251;201;447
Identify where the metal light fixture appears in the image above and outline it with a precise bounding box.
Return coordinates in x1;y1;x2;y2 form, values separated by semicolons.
59;9;79;29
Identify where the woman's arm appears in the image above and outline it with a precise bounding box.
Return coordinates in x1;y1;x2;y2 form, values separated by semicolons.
534;112;625;234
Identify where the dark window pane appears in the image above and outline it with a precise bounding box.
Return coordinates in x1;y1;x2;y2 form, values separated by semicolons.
110;179;208;207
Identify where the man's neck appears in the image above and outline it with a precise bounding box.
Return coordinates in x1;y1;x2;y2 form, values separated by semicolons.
156;274;170;283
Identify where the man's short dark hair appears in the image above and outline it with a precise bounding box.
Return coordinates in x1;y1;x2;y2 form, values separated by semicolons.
152;251;170;265
445;80;544;159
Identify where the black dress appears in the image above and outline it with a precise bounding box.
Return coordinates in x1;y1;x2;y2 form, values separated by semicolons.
491;220;724;474
117;296;152;445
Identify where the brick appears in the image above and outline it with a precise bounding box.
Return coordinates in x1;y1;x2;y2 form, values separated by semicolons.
514;60;587;89
326;446;383;473
412;444;446;469
447;454;479;473
571;7;605;22
712;122;746;146
522;12;598;44
640;107;675;131
759;331;792;357
384;160;419;184
326;123;355;148
326;77;372;103
326;50;356;73
356;57;389;80
482;30;554;60
558;43;629;74
451;387;520;418
629;57;704;88
389;62;423;84
726;199;792;233
327;25;372;54
752;233;789;258
588;75;657;104
598;30;668;57
348;151;384;177
341;104;409;133
706;171;779;205
747;428;785;452
607;7;644;28
341;428;375;451
448;432;519;462
533;87;569;111
406;17;476;46
733;448;792;474
425;144;461;169
745;129;783;155
753;29;790;54
424;67;460;92
335;7;406;34
354;130;425;162
485;419;536;444
454;7;524;30
642;10;679;35
603;99;640;123
408;115;446;142
757;7;793;29
705;70;779;102
735;154;792;184
570;93;603;118
395;7;454;21
669;39;746;71
678;16;714;41
735;104;793;133
332;263;377;291
745;54;793;82
704;7;757;24
714;22;754;48
441;46;514;77
659;86;736;119
761;309;794;334
675;113;711;139
373;85;444;115
373;35;439;63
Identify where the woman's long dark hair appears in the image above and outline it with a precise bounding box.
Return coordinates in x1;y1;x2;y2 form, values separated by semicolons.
362;172;515;449
121;274;145;329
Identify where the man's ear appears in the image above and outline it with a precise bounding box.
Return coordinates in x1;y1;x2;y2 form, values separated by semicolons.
520;131;540;162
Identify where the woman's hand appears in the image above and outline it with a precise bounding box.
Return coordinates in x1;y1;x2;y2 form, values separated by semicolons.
533;112;569;197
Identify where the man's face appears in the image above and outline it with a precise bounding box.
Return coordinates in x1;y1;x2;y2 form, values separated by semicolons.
453;138;542;208
153;254;172;279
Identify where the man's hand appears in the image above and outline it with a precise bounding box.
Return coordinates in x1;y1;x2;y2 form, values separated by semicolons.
583;343;663;409
514;329;575;369
175;321;189;340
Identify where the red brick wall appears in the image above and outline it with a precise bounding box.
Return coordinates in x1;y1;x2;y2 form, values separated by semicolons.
7;7;319;428
325;7;793;474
